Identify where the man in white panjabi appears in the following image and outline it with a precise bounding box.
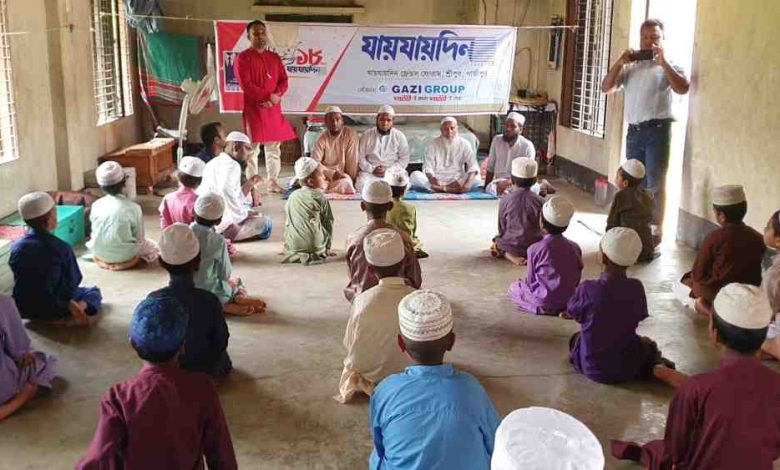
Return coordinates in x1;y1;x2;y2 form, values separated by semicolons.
484;112;536;196
356;105;410;192
336;228;414;403
409;116;481;194
198;131;272;242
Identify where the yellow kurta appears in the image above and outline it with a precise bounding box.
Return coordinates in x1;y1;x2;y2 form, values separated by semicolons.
387;198;423;253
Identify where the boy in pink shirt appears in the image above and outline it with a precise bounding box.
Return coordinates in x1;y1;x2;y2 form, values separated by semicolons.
159;157;204;229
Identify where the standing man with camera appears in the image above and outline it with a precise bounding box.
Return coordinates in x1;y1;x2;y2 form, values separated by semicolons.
602;19;690;243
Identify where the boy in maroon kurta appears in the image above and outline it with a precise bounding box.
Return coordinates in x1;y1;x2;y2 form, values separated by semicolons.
612;283;780;470
235;20;296;194
77;297;236;470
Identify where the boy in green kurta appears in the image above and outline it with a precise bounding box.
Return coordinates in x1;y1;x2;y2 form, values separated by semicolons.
283;157;335;265
385;168;427;258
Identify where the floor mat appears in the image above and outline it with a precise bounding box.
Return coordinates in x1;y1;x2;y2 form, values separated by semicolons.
282;189;497;201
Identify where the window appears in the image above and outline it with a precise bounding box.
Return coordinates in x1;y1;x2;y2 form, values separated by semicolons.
91;0;134;125
560;0;613;138
0;0;18;163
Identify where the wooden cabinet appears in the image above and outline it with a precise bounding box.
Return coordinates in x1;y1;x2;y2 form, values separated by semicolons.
99;138;176;194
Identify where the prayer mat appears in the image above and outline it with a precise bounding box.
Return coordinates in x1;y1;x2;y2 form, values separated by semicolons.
282;190;497;201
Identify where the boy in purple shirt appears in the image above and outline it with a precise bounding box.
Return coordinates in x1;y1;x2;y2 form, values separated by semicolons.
508;196;582;315
491;158;543;266
78;296;237;469
159;156;204;229
561;227;685;386
612;283;780;470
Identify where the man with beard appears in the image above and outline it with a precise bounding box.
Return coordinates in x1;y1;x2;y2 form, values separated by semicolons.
198;131;272;242
410;117;481;193
311;106;359;194
484;112;536;196
356;105;410;192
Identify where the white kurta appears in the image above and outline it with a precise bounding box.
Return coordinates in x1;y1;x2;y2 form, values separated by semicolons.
356;127;410;191
421;136;479;185
198;153;250;233
336;277;415;403
486;134;536;180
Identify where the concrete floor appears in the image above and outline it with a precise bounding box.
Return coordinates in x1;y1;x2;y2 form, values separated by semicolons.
0;175;760;469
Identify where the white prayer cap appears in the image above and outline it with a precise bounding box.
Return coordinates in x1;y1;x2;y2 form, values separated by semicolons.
18;191;55;220
325;105;343;115
294;157;319;180
511;158;538;178
225;131;251;144
440;116;457;126
712;185;746;206
384;167;409;188
96;161;125;186
377;104;395;116
362;179;393;204
542;196;575;228
194;192;225;220
621;159;645;179
178;156;205;178
364;228;405;267
506;112;526;126
713;283;773;330
600;227;642;267
491;407;604;470
159;223;200;265
398;290;453;342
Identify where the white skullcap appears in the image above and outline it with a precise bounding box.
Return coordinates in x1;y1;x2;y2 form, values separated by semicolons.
511;158;538;178
159;223;200;265
542;196;575;228
491;407;604;470
194;192;225;221
440;116;457;126
384;167;409;188
96;161;126;186
377;105;395;116
621;159;646;179
325;105;342;114
225;131;251;144
398;290;453;342
714;283;773;330
712;185;746;206
600;227;642;267
362;179;393;204
18;191;55;220
506;112;526;126
178;156;205;178
294;157;319;180
364;228;405;267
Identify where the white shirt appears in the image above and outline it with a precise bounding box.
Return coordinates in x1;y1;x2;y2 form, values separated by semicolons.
358;127;410;173
619;60;686;124
198;152;248;232
487;134;535;179
423;135;479;185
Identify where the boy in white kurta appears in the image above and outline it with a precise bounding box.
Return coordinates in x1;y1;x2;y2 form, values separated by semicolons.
336;229;414;403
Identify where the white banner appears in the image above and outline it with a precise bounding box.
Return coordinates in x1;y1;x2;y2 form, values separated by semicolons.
215;22;517;115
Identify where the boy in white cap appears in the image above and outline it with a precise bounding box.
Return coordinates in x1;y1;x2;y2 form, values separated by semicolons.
10;192;102;325
149;224;232;378
77;296;237;468
410;116;481;194
484;112;534;196
508;196;582;315
191;193;267;316
385;167;427;258
491;158;544;265
282;157;335;265
492;407;604;470
759;210;780;360
345;180;422;302
607;158;656;261
311;106;359;194
676;184;764;316
88;161;159;270
159;156;205;229
612;283;780;469
562;227;685;386
336;229;415;403
198;131;272;242
369;290;500;470
356;105;410;192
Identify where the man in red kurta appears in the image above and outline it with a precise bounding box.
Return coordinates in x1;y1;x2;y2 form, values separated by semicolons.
235;20;296;194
